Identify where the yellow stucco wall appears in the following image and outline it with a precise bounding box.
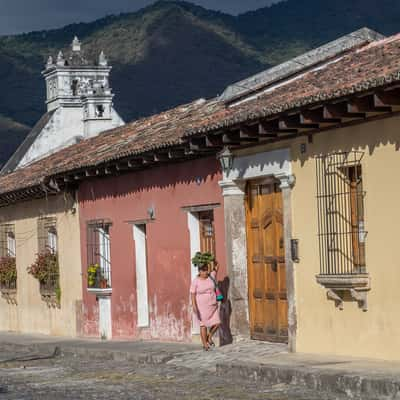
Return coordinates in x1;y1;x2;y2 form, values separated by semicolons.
291;114;400;360
0;194;82;336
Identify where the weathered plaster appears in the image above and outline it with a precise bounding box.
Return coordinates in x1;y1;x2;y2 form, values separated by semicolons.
0;195;82;337
78;156;226;341
219;181;249;336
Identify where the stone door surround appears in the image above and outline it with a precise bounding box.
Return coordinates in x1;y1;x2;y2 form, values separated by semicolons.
219;148;297;352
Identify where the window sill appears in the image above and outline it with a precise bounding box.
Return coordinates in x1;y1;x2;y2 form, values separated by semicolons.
316;274;370;312
0;288;17;305
87;288;112;296
39;289;60;309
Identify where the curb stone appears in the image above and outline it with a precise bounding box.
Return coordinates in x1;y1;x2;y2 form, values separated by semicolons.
0;342;174;365
215;362;400;400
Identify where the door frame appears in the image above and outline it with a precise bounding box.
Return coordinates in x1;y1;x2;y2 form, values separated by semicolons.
245;177;288;343
185;204;220;337
218;148;297;351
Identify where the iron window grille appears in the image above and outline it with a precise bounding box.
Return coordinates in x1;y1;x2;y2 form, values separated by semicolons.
0;224;16;258
38;217;58;253
0;224;17;290
37;217;59;292
316;151;367;276
87;220;112;289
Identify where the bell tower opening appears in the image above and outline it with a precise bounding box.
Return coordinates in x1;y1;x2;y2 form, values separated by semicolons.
71;80;79;96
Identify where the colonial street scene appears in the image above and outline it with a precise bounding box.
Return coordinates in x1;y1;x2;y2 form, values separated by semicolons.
2;1;400;399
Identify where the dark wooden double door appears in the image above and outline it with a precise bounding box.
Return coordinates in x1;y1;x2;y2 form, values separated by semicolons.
246;180;288;343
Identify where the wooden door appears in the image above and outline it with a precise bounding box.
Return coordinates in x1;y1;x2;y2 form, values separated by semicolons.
246;180;288;343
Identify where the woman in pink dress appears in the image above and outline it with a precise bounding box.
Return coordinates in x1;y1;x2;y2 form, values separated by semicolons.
190;263;221;351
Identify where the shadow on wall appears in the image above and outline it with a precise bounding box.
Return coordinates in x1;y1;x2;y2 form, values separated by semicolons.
79;156;221;204
219;276;233;346
293;115;400;166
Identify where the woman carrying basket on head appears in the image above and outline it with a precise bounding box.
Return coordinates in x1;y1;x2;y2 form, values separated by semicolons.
190;252;223;351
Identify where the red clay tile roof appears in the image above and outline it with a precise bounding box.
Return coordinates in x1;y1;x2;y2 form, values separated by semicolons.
186;33;400;135
1;33;400;199
0;98;223;196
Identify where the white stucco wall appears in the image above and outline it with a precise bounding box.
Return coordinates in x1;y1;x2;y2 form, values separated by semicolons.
18;106;124;169
18;108;84;168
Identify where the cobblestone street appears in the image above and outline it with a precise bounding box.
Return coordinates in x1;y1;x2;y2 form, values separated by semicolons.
0;346;343;400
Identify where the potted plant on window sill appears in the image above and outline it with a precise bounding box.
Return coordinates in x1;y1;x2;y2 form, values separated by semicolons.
0;256;17;304
27;250;60;308
87;264;111;294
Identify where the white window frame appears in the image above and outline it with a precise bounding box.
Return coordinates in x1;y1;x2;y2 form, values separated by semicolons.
6;231;16;258
47;227;57;254
133;224;149;328
98;226;111;287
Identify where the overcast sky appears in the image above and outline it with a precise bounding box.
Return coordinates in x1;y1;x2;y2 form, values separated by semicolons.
0;0;282;36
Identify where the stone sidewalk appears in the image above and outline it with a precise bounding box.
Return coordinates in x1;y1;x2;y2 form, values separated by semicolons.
1;332;400;399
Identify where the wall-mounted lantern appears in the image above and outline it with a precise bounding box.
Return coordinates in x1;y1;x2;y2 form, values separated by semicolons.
217;147;233;173
147;206;155;220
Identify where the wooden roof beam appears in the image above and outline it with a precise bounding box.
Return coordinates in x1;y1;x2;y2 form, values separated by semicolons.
184;145;196;156
324;103;365;120
63;175;74;183
115;162;131;171
258;122;279;138
279;114;319;132
128;159;142;168
222;131;241;145
239;124;260;140
104;165;115;175
205;134;223;148
189;137;210;152
374;90;400;111
74;172;87;180
139;155;155;165
348;96;391;115
168;148;186;159
85;169;98;177
260;119;297;136
300;109;342;127
153;152;170;162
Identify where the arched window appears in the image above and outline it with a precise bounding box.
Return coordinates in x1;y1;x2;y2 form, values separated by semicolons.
96;105;105;118
71;79;79;96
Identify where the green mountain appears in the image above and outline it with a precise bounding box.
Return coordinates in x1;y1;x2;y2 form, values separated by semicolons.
0;0;399;165
0;115;30;166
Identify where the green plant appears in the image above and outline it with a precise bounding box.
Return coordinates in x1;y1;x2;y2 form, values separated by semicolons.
27;251;59;284
0;256;17;287
191;252;215;268
87;263;100;288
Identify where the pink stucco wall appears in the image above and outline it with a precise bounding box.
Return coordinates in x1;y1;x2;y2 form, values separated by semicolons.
78;156;226;341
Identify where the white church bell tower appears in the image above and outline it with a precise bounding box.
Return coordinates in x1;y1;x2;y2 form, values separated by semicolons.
1;37;124;174
43;36;123;139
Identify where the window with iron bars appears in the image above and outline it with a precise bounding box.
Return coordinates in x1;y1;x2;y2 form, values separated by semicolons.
87;220;112;289
37;217;59;292
0;224;17;290
316;152;367;276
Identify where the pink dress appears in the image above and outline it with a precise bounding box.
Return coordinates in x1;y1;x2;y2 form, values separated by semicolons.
190;271;221;328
